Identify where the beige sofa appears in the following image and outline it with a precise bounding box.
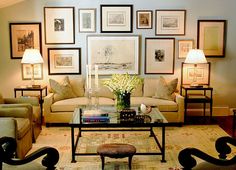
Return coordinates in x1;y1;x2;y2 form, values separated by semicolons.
44;77;184;126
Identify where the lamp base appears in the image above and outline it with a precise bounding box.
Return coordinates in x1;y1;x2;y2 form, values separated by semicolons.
31;84;41;88
190;84;203;88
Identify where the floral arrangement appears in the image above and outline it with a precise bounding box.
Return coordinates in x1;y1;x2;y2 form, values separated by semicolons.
103;73;143;95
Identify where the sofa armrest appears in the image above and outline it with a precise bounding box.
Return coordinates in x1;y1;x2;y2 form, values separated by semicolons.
175;93;185;123
4;97;39;106
43;93;54;118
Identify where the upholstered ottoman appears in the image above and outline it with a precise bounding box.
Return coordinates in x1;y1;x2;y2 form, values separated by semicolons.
97;143;136;170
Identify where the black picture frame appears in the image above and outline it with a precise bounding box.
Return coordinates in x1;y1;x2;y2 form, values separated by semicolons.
9;22;42;59
48;48;81;75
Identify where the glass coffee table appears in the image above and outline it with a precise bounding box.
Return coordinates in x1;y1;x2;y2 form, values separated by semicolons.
69;106;168;163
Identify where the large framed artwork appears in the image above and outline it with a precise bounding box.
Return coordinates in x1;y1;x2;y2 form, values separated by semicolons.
21;63;43;80
155;10;186;36
100;5;133;33
44;7;75;44
178;39;194;59
48;48;81;75
181;62;211;85
145;38;175;74
197;20;226;57
79;8;96;33
9;23;42;59
136;10;153;29
87;35;139;75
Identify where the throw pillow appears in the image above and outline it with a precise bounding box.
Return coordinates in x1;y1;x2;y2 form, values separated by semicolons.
153;76;178;101
49;76;76;102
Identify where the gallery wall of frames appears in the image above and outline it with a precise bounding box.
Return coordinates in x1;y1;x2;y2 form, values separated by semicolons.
8;4;227;83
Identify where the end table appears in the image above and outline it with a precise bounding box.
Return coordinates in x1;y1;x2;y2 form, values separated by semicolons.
181;85;213;123
14;85;47;125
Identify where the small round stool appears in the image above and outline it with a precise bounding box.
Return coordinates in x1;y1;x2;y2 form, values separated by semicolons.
97;143;136;170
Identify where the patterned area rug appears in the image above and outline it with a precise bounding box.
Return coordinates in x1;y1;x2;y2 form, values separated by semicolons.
28;125;234;170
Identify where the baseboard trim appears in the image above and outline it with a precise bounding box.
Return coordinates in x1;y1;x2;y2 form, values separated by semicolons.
187;106;230;116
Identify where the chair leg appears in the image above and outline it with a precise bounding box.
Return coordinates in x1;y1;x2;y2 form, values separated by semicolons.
128;156;133;170
100;156;105;170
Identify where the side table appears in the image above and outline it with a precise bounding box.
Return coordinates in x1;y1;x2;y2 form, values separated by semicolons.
181;85;213;123
14;85;47;125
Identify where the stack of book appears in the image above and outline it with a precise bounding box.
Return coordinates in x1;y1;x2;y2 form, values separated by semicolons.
82;109;110;123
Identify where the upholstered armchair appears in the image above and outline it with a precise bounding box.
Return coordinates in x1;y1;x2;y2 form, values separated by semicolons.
178;136;236;170
0;93;41;141
0;113;32;159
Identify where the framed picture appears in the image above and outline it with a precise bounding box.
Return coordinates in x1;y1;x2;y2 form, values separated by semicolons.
79;8;96;33
145;38;175;74
48;48;81;75
9;23;42;59
178;39;194;59
44;7;75;44
22;63;43;80
197;20;226;57
155;10;186;35
87;35;139;75
100;5;133;33
181;62;211;85
136;10;153;29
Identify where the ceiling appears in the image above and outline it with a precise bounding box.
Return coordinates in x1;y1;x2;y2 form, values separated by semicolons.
0;0;25;9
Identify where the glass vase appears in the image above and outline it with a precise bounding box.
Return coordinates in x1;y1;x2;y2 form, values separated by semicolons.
116;92;131;111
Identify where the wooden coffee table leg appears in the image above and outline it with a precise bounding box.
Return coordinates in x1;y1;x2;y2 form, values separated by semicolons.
128;156;133;169
100;156;105;170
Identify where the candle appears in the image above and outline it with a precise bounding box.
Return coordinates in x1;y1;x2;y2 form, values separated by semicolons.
86;65;89;90
89;64;92;89
95;65;98;89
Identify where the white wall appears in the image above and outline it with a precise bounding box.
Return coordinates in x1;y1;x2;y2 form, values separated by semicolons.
0;0;236;110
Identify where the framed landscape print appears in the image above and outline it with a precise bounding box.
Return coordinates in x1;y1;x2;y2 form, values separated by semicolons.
9;23;42;59
48;48;81;75
178;39;194;59
197;20;226;57
44;7;75;44
21;63;43;80
100;5;133;33
79;8;96;33
155;10;186;35
136;10;153;29
145;38;175;74
181;62;211;85
87;35;139;75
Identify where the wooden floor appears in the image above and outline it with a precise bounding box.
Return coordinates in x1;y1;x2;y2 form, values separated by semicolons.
186;116;235;137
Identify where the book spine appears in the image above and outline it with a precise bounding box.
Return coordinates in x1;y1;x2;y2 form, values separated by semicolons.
82;118;110;123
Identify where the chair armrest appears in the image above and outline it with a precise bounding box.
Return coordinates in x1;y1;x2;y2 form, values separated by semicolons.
175;93;185;123
4;97;39;106
43;93;54;117
178;136;236;169
0;107;32;121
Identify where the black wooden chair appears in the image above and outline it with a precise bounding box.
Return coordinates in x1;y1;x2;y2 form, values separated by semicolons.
178;136;236;170
0;136;59;170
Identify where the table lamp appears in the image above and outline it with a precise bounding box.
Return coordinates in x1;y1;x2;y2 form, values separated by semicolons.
21;49;44;87
184;49;207;87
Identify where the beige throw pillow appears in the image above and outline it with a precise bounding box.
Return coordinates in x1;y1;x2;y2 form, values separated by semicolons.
49;76;76;102
153;76;178;101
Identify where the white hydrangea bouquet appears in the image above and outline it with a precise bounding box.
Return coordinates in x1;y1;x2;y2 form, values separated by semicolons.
103;73;142;110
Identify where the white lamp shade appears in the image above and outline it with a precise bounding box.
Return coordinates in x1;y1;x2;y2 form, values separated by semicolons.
184;49;207;64
21;49;44;64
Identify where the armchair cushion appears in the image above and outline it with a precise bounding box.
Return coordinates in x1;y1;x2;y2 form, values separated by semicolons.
0;118;16;138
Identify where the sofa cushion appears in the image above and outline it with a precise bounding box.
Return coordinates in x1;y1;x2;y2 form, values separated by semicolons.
69;77;85;97
49;76;76;102
131;82;143;97
153;76;178;101
143;78;160;97
14;118;31;139
51;97;114;112
131;97;178;112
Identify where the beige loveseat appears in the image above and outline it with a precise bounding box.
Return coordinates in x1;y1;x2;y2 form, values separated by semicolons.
44;76;184;126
